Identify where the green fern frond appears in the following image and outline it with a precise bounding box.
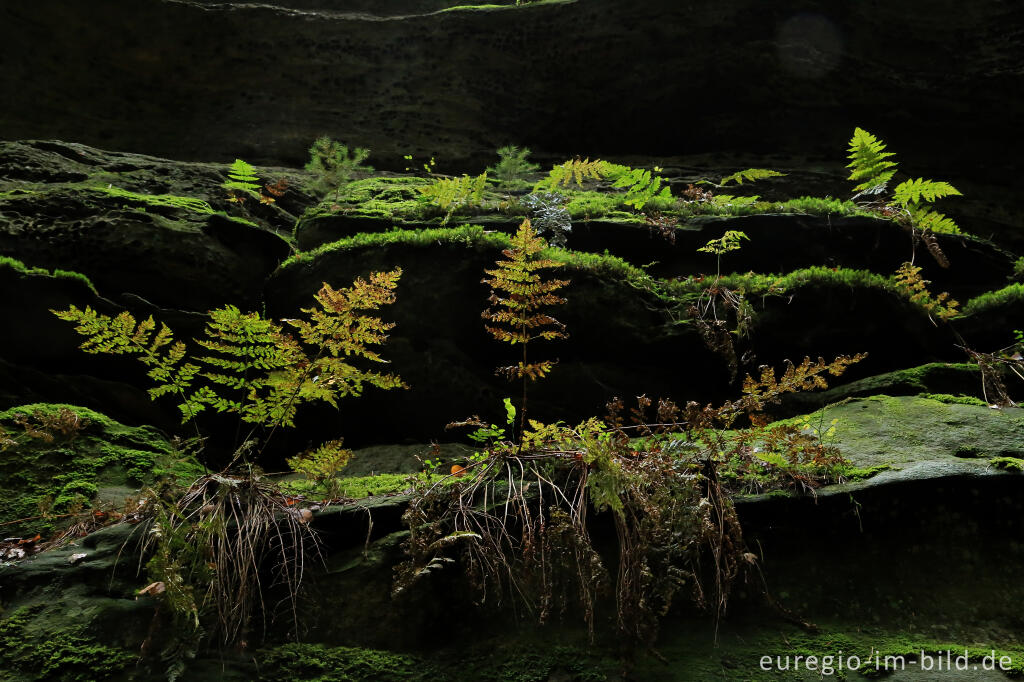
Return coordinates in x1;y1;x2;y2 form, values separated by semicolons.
606;165;673;210
892;178;962;206
719;168;786;186
910;206;962;235
55;272;405;431
534;158;610;192
482;219;569;350
286;438;353;485
223;159;262;201
711;195;760;208
847;128;898;192
418;173;488;224
51;306;199;413
697;230;749;256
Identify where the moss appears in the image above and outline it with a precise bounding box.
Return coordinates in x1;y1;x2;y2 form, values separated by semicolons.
86;185;215;215
839;463;891;481
281;472;421;498
285;226;651;288
666;266;891;299
0;254;98;294
989;456;1024;472
962;282;1024;316
286;224;507;267
0;403;194;537
918;392;988;406
256;643;437;681
0;605;135;681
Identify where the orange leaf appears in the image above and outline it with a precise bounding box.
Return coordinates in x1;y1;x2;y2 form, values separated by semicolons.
450;464;467;477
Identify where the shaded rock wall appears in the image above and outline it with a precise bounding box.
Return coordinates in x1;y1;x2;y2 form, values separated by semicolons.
3;0;1022;180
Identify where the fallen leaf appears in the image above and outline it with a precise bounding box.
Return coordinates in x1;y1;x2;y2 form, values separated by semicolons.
137;581;166;596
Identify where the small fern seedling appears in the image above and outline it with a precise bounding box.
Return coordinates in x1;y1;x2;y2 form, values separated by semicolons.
223;159;263;204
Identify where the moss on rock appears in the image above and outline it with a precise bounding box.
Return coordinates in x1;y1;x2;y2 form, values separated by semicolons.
0;403;194;537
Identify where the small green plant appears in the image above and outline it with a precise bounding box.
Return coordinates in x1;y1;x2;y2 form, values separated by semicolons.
285;438;354;499
697;230;749;277
306;136;372;199
398;354;864;645
893;261;960;323
487;145;540;189
481;218;569;442
222;158;263;204
534;157;608;192
846;128;898;194
718;168;786;186
607;165;672;210
418;172;489;224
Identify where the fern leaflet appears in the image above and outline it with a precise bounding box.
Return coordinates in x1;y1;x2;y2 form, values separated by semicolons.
846;127;897;192
909;206;962;235
719;168;786;186
892;178;962;206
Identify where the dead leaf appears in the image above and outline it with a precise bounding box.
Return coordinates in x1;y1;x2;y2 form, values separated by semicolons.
137;581;166;597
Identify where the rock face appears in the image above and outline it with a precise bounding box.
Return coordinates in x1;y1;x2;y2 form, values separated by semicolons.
2;0;1022;184
4;397;1024;680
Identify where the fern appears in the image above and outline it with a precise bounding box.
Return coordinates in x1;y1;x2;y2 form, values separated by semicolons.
482;219;569;440
51;307;200;419
847;129;965;239
53;270;405;434
909;206;961;235
892;177;961;205
846;127;898;192
719;168;785;186
697;230;749;256
893;262;960;323
607;165;673;210
286;438;354;497
534;158;610;192
223;159;262;203
710;194;760;208
418;172;488;224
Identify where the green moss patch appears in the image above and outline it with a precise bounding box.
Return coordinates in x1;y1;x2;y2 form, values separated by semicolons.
0;254;98;294
772;395;1024;475
0;403;197;537
284;225;649;286
257;643;436;682
963;282;1024;316
989;456;1024;472
0;604;135;682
